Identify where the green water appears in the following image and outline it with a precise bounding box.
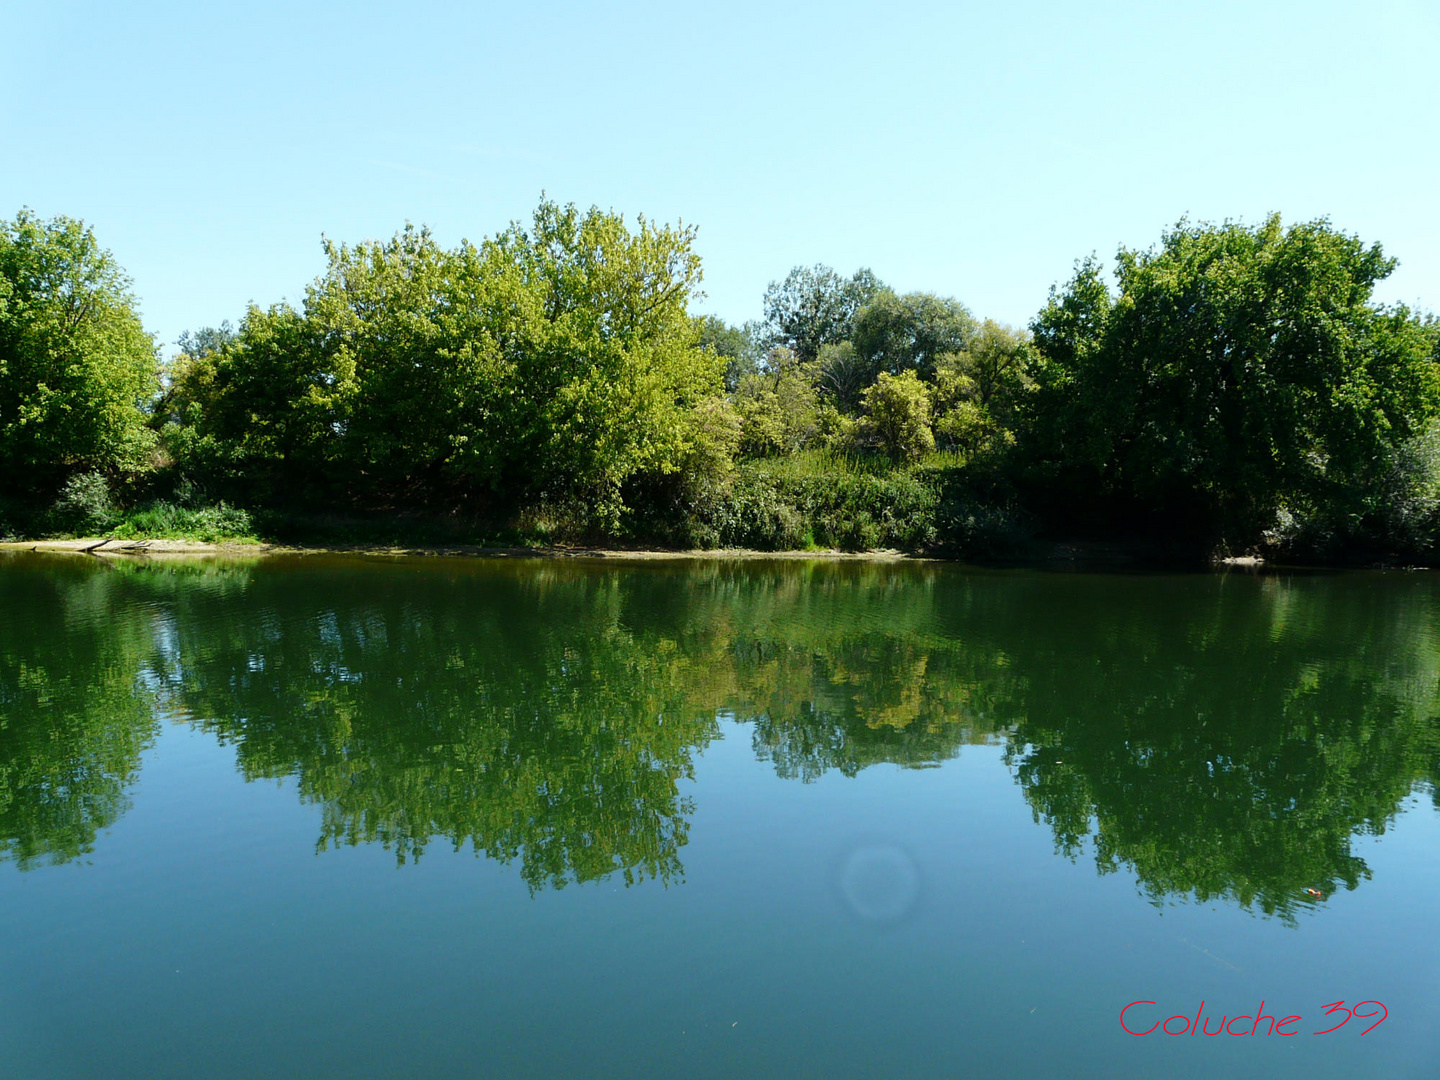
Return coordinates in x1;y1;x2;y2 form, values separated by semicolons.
1;552;1437;1078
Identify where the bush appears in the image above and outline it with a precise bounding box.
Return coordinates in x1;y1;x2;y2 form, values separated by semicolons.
861;371;935;462
645;458;1024;555
1261;420;1440;564
48;472;118;535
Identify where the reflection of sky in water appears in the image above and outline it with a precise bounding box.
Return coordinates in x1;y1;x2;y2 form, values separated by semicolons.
840;845;921;923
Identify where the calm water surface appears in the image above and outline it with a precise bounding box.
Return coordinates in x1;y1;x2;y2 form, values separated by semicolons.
1;552;1437;1078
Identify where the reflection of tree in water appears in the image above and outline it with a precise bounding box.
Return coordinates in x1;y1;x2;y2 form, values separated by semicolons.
2;555;1437;915
643;562;1016;779
153;561;726;890
971;574;1440;921
727;631;1012;780
0;557;162;867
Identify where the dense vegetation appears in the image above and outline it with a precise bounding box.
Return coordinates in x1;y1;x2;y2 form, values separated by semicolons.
3;202;1438;561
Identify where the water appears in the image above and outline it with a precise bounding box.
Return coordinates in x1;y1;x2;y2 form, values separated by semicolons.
1;552;1437;1078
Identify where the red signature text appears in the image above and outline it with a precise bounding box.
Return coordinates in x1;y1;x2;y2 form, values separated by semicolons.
1120;1000;1387;1037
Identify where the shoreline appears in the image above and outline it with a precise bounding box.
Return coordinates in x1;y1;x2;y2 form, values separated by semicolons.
8;537;1425;572
0;536;1291;570
0;537;930;561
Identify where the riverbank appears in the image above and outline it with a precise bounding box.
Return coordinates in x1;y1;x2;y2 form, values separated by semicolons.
0;537;926;561
0;536;1286;570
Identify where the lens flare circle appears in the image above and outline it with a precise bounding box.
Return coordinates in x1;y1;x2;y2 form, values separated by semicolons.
839;844;921;923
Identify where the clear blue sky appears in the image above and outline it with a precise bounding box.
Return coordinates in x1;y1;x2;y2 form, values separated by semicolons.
4;0;1437;352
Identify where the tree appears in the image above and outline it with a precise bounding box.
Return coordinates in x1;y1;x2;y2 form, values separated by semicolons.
862;370;934;461
852;290;975;382
162;295;354;507
694;315;762;392
1028;216;1440;544
174;321;236;360
476;199;725;523
0;209;158;498
162;199;730;525
815;341;871;411
734;348;821;456
932;320;1034;456
760;264;885;363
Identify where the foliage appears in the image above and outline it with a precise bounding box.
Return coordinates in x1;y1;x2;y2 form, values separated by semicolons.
733;348;823;457
110;501;256;542
852;290;976;381
7;201;1440;561
175;320;236;360
861;370;935;461
695;314;763;391
932;320;1034;456
47;471;118;534
657;454;1018;555
0;210;158;498
163;200;726;528
759;264;885;363
1028;216;1440;546
815;341;870;410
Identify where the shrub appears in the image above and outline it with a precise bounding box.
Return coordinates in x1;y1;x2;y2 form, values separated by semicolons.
861;371;935;462
48;472;118;535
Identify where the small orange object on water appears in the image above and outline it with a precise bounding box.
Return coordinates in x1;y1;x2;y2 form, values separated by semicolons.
1305;888;1325;899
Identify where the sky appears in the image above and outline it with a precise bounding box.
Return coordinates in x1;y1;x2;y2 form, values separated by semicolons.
3;0;1438;353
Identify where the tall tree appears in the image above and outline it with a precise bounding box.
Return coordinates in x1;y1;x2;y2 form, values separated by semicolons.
852;290;976;381
1029;215;1440;544
0;210;158;498
760;264;884;364
164;200;729;523
694;314;762;392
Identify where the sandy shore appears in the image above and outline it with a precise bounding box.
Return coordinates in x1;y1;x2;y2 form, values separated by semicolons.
0;538;1288;568
0;537;923;561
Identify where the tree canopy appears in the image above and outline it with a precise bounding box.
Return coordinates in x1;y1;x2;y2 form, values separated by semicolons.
4;200;1439;562
852;290;975;381
0;210;158;498
759;264;885;364
165;200;728;525
1028;215;1440;544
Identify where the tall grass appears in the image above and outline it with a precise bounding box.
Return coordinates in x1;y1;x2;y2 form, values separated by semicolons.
110;502;258;543
745;448;967;480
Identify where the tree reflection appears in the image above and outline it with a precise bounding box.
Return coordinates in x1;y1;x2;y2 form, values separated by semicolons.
1;554;1437;915
0;556;161;867
145;561;733;889
974;573;1440;920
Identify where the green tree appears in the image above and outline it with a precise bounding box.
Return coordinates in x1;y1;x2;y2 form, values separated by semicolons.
174;321;236;360
1029;216;1440;545
815;341;871;411
862;370;934;461
162;200;730;526
852;290;975;382
932;320;1034;456
734;348;822;456
164;300;348;500
0;210;158;499
760;264;885;363
479;200;725;524
695;314;762;392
